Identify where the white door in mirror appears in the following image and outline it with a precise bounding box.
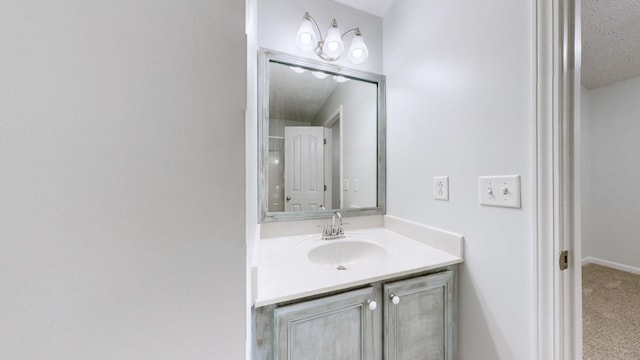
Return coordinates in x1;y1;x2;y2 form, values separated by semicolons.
284;126;325;211
479;175;521;208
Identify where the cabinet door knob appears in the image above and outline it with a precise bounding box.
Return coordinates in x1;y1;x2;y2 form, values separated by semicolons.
367;300;377;311
390;294;400;305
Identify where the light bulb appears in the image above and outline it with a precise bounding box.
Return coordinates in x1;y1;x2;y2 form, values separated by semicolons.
295;14;317;52
322;20;344;59
312;71;329;79
332;75;349;83
300;33;312;44
347;30;368;64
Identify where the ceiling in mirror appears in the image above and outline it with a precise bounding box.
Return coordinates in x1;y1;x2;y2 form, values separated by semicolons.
259;49;386;222
269;63;339;121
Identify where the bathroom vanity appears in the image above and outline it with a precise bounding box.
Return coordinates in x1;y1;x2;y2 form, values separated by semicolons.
254;266;457;359
254;49;462;359
252;218;463;360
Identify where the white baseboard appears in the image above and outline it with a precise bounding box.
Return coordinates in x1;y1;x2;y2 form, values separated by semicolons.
582;256;640;275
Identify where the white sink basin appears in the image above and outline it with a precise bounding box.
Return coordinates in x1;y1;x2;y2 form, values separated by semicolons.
307;240;387;270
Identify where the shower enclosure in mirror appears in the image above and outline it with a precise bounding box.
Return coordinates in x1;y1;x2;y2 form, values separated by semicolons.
259;49;386;222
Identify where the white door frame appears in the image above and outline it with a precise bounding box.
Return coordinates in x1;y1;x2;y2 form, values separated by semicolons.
535;0;581;359
324;106;343;209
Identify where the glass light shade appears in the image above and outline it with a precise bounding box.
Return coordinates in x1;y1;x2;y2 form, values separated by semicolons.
289;66;307;73
295;17;317;52
347;33;369;64
322;22;344;59
312;71;329;79
332;75;349;83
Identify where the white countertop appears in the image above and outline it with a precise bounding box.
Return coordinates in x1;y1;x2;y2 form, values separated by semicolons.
254;225;463;307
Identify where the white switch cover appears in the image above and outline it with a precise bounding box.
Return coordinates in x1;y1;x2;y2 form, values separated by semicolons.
479;175;521;208
433;176;449;201
353;179;359;192
343;179;349;191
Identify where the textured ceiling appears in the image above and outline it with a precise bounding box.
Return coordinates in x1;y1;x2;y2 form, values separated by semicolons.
582;0;640;89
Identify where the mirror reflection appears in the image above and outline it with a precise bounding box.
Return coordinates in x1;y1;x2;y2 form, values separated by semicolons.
267;60;378;213
261;49;384;221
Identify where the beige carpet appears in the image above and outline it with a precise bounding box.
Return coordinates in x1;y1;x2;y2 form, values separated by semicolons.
583;264;640;359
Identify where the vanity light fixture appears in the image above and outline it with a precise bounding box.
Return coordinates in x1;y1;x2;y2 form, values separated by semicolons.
311;71;330;79
289;66;307;73
290;68;350;83
332;75;349;83
295;12;369;65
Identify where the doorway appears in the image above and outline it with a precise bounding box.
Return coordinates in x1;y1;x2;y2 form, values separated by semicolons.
534;0;581;358
323;106;343;210
580;1;640;358
283;126;325;211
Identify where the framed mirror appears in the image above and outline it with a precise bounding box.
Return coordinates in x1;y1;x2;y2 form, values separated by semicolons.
259;49;386;222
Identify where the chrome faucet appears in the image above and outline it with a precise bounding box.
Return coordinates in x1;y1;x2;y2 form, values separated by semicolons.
322;211;344;240
331;211;342;232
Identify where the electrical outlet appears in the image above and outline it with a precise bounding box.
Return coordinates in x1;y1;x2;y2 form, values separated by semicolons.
434;176;449;201
479;175;521;208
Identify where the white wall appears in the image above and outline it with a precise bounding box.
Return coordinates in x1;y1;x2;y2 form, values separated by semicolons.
246;0;260;357
257;0;383;74
0;1;247;358
582;75;640;270
580;85;593;259
384;1;534;359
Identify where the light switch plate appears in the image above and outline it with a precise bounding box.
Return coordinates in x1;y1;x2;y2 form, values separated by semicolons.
479;175;521;208
343;179;349;191
352;179;359;192
434;176;449;201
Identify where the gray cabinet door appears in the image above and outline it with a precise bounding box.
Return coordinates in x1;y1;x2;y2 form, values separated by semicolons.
384;271;456;360
273;287;379;360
